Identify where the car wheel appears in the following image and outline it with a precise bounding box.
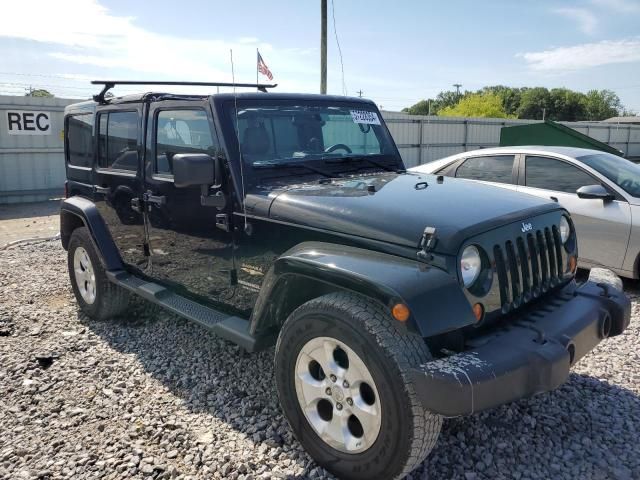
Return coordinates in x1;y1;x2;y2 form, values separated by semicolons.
67;227;130;320
275;291;441;480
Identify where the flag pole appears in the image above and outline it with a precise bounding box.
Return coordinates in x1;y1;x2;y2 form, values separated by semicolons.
256;48;259;91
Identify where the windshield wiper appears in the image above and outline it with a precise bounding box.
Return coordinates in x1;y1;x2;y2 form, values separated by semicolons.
252;161;333;178
324;155;398;172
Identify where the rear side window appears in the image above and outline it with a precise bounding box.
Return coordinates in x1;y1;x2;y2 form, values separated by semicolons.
66;114;93;167
155;109;215;174
97;111;139;171
455;155;515;184
525;156;595;194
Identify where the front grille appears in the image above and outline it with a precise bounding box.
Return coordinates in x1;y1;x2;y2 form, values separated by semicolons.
493;226;565;312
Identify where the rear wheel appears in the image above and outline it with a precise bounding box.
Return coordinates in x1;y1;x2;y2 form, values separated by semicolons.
67;227;130;320
275;292;441;480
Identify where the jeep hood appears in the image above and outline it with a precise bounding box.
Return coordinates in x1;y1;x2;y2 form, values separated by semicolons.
245;172;560;255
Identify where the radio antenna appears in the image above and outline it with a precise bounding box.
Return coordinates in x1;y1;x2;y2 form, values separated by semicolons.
230;49;248;233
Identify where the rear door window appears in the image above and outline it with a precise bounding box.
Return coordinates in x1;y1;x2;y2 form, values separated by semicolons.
525;156;596;194
66;114;94;168
97;111;139;171
455;155;515;184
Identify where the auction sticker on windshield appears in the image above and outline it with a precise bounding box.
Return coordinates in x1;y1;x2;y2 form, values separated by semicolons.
350;110;381;125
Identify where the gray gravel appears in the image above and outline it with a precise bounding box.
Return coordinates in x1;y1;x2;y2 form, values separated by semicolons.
1;240;639;480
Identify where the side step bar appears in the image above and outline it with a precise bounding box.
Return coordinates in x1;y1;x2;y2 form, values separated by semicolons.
106;270;275;352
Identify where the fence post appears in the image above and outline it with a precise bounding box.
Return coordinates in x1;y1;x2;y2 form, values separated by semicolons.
418;119;424;165
463;120;468;150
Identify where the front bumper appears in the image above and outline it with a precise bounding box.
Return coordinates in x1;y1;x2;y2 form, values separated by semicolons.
411;269;630;417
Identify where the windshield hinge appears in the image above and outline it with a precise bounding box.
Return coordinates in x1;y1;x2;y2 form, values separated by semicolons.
417;226;437;261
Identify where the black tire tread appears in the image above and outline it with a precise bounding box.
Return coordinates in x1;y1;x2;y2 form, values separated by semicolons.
278;291;442;480
68;227;130;320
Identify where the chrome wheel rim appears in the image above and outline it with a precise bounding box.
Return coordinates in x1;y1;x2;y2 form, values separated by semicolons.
294;336;382;454
73;247;96;305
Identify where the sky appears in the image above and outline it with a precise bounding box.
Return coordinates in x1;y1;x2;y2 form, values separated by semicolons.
0;0;639;112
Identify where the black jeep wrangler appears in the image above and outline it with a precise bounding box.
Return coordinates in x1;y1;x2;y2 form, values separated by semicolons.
61;81;630;480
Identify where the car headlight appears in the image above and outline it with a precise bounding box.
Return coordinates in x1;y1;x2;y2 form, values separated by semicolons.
559;216;570;244
461;245;482;288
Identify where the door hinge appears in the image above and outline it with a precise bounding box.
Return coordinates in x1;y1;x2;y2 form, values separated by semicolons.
216;213;230;232
229;269;238;286
143;243;150;257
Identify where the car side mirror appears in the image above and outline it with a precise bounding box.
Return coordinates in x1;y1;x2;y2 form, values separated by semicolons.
173;153;226;208
173;153;219;188
576;184;615;201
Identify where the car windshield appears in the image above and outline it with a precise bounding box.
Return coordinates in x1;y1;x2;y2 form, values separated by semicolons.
578;152;640;197
228;102;401;173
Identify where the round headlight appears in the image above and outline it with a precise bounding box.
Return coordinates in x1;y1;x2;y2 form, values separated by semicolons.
461;245;482;288
559;216;570;244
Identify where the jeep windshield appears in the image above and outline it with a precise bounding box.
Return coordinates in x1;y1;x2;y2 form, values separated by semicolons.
224;100;403;178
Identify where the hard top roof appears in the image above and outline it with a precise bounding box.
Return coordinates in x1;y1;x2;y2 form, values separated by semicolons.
64;91;376;113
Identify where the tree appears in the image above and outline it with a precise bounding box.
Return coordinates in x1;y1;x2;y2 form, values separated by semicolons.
25;88;54;98
548;88;587;122
403;99;431;115
516;87;551;120
439;92;512;118
478;85;523;116
403;86;627;121
583;89;622;120
404;90;461;115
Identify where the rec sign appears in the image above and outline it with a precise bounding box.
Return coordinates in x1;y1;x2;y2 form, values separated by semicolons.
6;110;52;135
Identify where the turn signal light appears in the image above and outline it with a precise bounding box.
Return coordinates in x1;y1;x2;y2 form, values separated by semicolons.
569;255;577;273
472;303;484;322
392;303;410;322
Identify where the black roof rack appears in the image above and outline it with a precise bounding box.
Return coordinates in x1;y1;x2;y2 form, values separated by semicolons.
91;80;278;104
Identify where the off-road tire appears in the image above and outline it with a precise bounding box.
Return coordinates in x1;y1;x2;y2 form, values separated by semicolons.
275;291;442;480
67;227;130;320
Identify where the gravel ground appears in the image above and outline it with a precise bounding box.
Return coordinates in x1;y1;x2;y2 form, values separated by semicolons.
1;240;639;480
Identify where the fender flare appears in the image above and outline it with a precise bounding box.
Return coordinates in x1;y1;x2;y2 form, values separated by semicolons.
249;241;477;338
60;196;124;271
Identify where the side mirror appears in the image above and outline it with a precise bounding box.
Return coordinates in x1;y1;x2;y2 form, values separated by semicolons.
173;153;226;208
173;153;220;188
576;184;615;201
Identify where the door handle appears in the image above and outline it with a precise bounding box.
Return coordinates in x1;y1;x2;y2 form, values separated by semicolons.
144;191;166;206
131;197;142;213
550;196;558;202
93;185;110;195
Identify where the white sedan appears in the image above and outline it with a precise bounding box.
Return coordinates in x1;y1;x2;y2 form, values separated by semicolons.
410;146;640;279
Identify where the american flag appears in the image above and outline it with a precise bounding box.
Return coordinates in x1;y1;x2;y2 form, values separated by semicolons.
257;51;273;81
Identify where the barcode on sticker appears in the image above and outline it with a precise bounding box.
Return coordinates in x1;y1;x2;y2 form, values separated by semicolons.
350;110;380;125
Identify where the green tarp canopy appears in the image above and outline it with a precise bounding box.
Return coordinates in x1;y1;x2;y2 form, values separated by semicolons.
500;120;623;156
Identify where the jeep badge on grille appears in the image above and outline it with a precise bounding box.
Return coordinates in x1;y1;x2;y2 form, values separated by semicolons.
521;222;533;233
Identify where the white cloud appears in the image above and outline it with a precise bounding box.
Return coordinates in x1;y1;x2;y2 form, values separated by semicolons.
518;38;640;71
553;7;598;34
0;0;318;92
590;0;640;12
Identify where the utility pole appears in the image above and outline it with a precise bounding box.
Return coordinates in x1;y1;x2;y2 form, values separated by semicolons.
320;0;327;94
357;89;363;98
542;107;546;121
453;83;462;98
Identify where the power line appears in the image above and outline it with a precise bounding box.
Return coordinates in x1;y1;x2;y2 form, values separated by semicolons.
331;0;347;96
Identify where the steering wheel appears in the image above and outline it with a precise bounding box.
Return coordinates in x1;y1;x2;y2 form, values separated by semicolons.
325;143;352;154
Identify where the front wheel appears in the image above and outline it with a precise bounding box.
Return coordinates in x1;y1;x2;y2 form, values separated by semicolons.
275;292;441;480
